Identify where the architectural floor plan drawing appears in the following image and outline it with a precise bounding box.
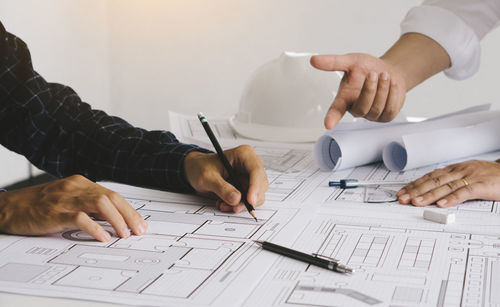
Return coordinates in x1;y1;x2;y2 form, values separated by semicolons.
252;146;329;204
242;151;500;307
306;156;500;218
1;114;499;306
243;213;500;307
168;112;331;205
0;183;307;307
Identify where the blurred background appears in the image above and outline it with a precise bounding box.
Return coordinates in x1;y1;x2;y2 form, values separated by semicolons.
1;0;500;186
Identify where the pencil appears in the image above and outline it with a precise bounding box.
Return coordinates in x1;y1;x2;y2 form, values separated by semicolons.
197;113;258;221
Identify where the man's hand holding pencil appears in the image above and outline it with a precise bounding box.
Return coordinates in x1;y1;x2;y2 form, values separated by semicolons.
183;145;268;215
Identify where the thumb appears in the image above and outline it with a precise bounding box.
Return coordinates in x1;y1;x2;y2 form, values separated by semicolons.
206;175;242;207
310;54;354;72
324;96;349;130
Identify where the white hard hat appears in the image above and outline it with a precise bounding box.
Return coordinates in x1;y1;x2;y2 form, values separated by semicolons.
230;51;342;143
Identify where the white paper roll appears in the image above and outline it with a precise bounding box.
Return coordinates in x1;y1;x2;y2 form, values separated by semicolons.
314;105;498;171
383;119;500;171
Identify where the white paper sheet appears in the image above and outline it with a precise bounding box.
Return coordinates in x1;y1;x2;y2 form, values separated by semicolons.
314;106;499;171
0;183;311;307
168;111;240;144
0;151;499;306
244;208;500;307
1;112;499;307
383;118;500;171
168;111;328;205
243;153;500;307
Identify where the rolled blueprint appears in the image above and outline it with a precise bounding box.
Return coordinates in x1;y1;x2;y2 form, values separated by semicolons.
383;119;500;171
314;108;500;171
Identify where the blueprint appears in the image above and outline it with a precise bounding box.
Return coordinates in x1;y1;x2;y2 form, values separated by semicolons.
0;114;498;306
244;212;500;307
0;183;309;307
168;111;328;205
242;152;500;307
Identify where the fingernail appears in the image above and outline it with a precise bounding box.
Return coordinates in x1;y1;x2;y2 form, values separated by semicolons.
400;194;410;202
122;228;131;238
369;71;377;80
102;231;111;242
437;199;447;207
381;71;389;80
136;223;145;235
414;196;423;203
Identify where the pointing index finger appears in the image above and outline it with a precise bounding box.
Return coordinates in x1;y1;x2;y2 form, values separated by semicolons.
310;54;354;72
325;94;349;130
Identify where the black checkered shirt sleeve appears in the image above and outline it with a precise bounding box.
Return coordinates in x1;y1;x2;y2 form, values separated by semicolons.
0;22;210;192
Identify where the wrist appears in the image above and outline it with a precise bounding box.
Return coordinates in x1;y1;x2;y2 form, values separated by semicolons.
379;54;410;90
380;48;420;92
183;151;207;188
380;33;451;91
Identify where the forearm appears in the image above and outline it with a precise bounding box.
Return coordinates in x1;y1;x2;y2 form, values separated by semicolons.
0;21;209;192
380;33;451;91
3;80;209;191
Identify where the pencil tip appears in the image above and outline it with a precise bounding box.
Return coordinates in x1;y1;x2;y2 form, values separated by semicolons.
249;210;258;222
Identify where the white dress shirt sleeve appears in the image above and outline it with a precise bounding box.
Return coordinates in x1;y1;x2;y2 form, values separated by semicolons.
400;0;500;80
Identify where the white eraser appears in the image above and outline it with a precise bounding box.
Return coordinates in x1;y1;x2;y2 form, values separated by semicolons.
423;208;455;224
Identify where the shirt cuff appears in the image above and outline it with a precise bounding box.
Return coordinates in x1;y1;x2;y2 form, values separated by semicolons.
174;144;213;192
401;5;481;80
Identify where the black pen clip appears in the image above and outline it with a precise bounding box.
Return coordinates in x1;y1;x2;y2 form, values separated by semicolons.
311;253;340;262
